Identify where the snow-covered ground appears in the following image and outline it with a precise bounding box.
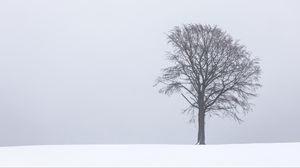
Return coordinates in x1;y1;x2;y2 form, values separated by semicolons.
0;143;299;167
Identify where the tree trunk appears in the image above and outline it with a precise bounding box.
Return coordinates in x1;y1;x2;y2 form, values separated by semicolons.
197;108;205;145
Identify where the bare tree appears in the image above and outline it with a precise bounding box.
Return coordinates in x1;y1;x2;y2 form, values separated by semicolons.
155;24;261;145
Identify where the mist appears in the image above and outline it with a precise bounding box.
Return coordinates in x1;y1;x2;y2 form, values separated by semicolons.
0;0;299;146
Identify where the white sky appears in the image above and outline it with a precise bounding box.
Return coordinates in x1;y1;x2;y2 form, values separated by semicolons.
0;0;299;146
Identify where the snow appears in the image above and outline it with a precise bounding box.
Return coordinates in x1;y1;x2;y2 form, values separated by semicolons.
0;143;299;167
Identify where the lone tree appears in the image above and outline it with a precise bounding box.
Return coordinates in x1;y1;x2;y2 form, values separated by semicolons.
155;24;261;145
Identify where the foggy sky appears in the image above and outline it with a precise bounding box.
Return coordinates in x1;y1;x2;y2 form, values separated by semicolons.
0;0;300;146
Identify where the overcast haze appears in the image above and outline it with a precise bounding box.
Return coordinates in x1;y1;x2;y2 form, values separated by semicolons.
0;0;299;146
